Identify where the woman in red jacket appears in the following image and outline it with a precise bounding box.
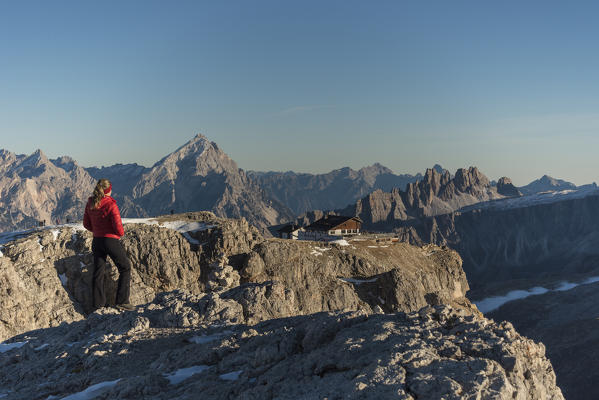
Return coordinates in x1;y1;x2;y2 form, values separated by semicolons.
83;179;135;311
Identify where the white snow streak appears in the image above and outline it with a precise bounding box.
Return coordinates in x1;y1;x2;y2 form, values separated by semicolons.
0;218;214;248
51;229;60;240
0;230;31;245
58;273;67;287
182;232;200;245
189;334;224;344
339;277;378;285
475;276;599;313
219;370;243;381
0;341;27;353
61;379;121;400
164;365;210;385
156;221;215;233
34;343;49;351
330;239;350;246
310;246;331;256
460;186;599;213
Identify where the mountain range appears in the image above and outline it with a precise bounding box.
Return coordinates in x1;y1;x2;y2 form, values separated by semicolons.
294;166;523;229
0;135;293;233
0;133;594;235
247;163;434;215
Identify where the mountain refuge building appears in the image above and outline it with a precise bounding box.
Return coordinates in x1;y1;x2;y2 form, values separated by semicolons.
298;215;362;241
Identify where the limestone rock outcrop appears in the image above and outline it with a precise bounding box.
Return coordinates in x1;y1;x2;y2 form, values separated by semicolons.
0;212;261;340
0;297;564;399
240;240;471;315
0;212;472;341
0;212;566;398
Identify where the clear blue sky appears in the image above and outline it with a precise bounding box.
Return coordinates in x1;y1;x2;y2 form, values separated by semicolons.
1;0;598;185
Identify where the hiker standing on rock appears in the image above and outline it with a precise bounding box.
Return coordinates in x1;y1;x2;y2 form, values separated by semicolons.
83;179;135;311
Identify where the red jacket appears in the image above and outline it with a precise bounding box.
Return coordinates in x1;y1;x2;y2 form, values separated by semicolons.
83;196;125;239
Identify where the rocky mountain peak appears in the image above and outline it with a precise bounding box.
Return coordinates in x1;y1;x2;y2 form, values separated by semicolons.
127;135;292;231
51;156;78;173
539;174;557;184
21;149;49;168
453;167;489;192
148;133;238;179
418;167;450;199
334;165;506;230
0;149;17;162
496;176;522;197
432;163;445;174
0;149;22;173
519;174;577;195
358;162;394;176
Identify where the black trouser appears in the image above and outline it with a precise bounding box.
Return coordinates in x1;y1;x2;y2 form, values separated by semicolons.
92;237;131;308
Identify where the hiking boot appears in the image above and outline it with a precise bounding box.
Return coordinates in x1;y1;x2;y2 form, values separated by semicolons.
115;303;136;311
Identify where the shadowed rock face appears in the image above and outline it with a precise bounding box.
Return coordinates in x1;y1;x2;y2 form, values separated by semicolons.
393;194;599;299
489;281;599;400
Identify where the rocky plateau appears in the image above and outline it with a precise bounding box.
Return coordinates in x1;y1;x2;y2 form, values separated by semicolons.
0;212;563;399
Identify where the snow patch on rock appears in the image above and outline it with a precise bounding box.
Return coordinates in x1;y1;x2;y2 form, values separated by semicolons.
58;273;67;287
0;341;27;353
476;275;599;313
156;221;215;233
189;333;228;344
330;239;350;246
339;277;378;285
164;365;210;385
219;370;243;381
61;379;121;400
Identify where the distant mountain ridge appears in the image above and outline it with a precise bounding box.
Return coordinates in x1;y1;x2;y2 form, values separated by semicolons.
293;166;513;230
0;149;95;230
0;135;294;233
518;174;577;195
248;163;441;215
